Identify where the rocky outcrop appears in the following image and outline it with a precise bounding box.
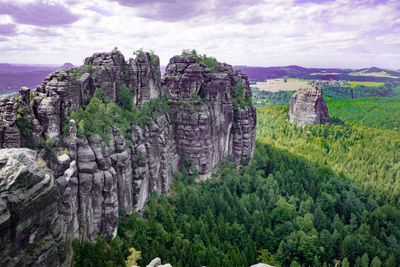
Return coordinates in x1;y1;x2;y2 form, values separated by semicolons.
0;97;20;148
289;86;330;126
129;51;162;105
164;55;256;174
131;114;179;212
0;148;69;266
55;112;178;241
0;49;256;265
83;50;126;103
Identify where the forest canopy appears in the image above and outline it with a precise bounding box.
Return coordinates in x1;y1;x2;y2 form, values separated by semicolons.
73;97;400;267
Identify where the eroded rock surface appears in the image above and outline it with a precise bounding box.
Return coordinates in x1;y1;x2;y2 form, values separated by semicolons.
289;86;330;126
129;51;162;104
0;97;20;148
0;148;69;267
164;55;256;174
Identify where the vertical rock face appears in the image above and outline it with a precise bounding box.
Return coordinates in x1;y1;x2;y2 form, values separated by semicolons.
129;52;162;105
0;148;69;267
163;55;256;174
0;97;20;148
289;86;330;126
131;114;179;211
0;49;256;265
83;51;126;102
56;113;178;241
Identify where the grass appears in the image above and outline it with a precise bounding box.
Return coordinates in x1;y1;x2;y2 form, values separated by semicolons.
347;81;385;88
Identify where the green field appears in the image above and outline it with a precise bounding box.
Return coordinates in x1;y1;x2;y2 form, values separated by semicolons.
347;81;384;88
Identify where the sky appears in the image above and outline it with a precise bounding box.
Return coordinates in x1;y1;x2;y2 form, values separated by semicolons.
0;0;399;69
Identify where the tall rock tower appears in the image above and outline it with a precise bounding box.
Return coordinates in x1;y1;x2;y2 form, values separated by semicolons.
289;85;330;126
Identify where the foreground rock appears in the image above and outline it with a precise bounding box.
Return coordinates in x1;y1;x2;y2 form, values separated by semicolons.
289;86;330;126
0;148;69;266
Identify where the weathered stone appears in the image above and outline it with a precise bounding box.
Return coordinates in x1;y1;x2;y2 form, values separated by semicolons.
84;50;126;102
289;86;330;126
163;55;256;175
0;97;20;148
0;50;256;253
0;148;69;266
129;51;162;105
146;257;162;267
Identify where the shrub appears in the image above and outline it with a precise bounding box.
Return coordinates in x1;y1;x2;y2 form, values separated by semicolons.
70;89;169;144
181;49;219;71
15;106;33;148
42;138;54;151
118;84;133;111
233;79;252;108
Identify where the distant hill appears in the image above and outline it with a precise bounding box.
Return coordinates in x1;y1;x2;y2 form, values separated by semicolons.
59;62;74;70
1;63;399;95
0;63;67;94
234;65;400;82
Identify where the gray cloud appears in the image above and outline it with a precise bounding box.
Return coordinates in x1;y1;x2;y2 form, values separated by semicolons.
0;23;17;36
0;1;79;27
115;0;263;22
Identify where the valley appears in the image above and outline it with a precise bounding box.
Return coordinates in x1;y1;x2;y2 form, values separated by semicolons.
73;90;400;267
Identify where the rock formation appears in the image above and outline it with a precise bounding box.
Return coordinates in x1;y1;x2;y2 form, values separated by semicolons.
0;49;256;265
164;55;256;174
289;86;330;126
0;148;69;267
0;97;20;148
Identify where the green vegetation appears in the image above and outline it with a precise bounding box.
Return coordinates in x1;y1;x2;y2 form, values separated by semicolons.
233;79;252;108
70;88;168;143
181;49;219;71
253;82;400;106
69;64;93;79
42;138;54;151
327;97;400;130
257;103;400;206
347;81;384;88
252;87;294;106
15;106;33;148
125;247;141;267
71;74;400;266
73;141;400;266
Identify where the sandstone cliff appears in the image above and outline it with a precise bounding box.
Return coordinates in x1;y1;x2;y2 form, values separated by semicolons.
164;55;256;175
0;49;256;265
289;86;330;126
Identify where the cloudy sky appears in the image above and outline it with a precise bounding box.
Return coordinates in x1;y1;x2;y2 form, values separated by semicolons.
0;0;399;69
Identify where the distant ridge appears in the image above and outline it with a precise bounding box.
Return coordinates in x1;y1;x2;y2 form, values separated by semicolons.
234;65;400;82
59;62;74;69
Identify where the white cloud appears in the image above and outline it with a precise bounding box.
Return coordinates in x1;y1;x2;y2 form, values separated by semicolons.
0;0;399;68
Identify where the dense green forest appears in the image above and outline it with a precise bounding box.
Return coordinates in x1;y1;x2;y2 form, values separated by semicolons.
257;102;400;206
327;97;400;130
253;82;400;106
74;94;400;267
